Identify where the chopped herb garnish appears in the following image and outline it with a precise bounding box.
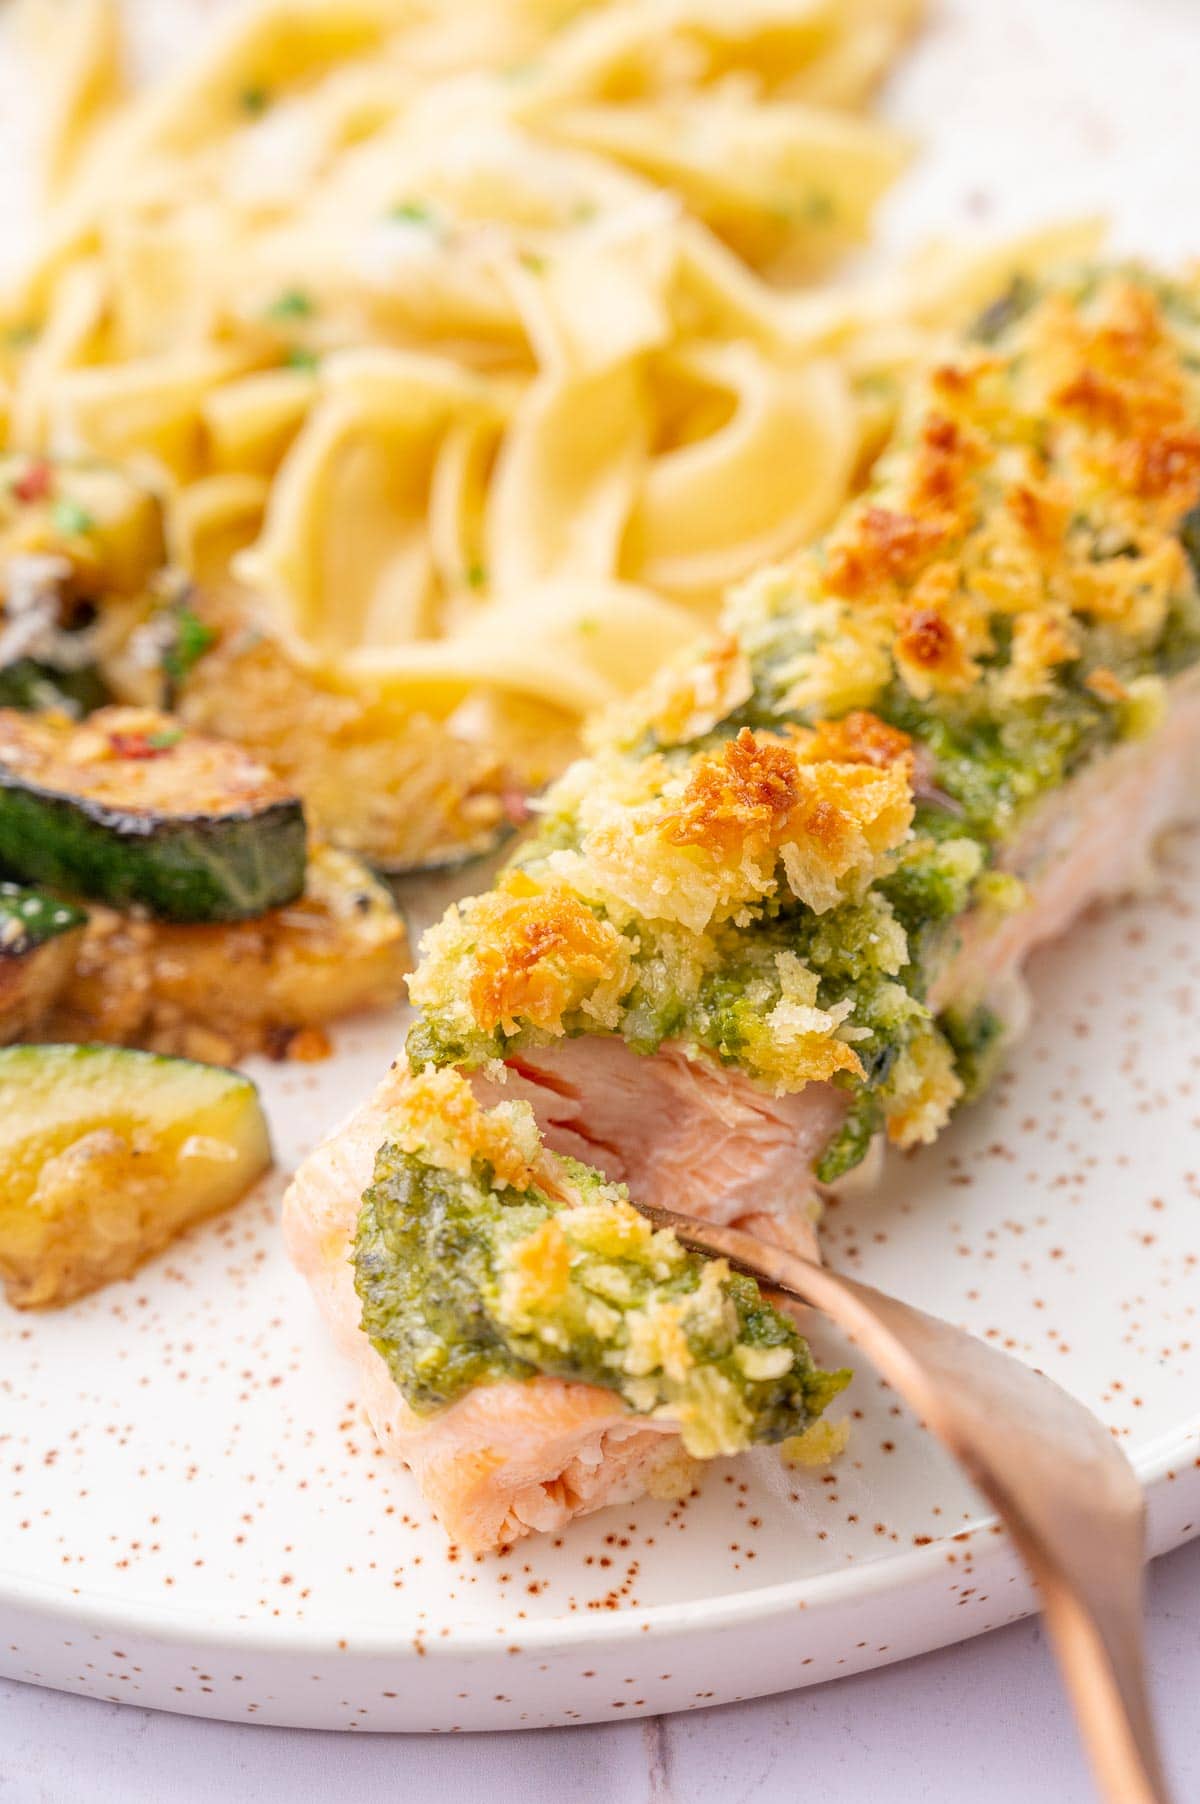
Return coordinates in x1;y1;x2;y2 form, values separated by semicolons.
265;288;315;321
465;561;487;591
3;322;39;350
163;608;217;686
388;200;434;226
238;82;271;116
52;499;95;537
518;249;548;274
284;346;320;372
146;727;184;751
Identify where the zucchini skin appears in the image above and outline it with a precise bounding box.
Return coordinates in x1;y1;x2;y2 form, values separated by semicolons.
0;773;307;922
42;845;409;1063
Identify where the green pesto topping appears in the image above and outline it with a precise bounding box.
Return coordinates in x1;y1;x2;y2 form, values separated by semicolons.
938;1002;1007;1102
815;1090;883;1184
354;1143;848;1456
725;591;1200;849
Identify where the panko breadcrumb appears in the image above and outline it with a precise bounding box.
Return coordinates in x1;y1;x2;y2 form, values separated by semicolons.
409;265;1200;1172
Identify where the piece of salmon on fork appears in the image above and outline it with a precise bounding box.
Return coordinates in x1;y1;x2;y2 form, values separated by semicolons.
406;263;1200;1250
283;1065;847;1552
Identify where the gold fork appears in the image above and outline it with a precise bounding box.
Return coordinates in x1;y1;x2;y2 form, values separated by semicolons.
633;1204;1172;1804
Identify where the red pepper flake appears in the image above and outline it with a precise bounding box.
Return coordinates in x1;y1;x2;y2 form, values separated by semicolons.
109;728;180;759
12;459;54;504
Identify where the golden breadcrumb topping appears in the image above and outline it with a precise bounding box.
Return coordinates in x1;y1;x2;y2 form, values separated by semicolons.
545;728;913;937
781;1416;851;1468
996;610;1081;703
759;273;1200;721
409;868;636;1044
387;1065;541;1192
409;716;917;1090
737;950;866;1089
361;1067;848;1458
408;266;1200;1167
801;712;914;769
881;1025;962;1148
661;727;912;918
467;874;635;1036
636;633;755;748
500;1215;572;1313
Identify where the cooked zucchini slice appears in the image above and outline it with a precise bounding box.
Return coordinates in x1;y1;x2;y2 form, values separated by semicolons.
0;706;307;921
44;846;409;1063
0;883;87;1044
0;1043;271;1308
173;600;533;874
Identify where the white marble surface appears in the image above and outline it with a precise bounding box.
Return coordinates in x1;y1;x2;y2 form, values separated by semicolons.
3;1537;1198;1801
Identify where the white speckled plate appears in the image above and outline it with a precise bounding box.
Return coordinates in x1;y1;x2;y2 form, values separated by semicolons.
2;0;1200;1737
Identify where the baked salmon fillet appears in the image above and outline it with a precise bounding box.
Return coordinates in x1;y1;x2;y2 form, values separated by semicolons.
405;264;1200;1251
286;262;1200;1546
282;1065;847;1551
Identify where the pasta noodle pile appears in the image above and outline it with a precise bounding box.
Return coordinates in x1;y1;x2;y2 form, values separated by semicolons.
2;0;926;729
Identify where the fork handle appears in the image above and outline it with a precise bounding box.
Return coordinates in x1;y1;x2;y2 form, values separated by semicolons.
1041;1577;1173;1804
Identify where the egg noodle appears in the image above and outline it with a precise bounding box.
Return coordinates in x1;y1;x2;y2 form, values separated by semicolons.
1;0;1098;734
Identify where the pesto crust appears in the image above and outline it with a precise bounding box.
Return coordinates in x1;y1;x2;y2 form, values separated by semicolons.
409;266;1200;1159
355;1069;848;1456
